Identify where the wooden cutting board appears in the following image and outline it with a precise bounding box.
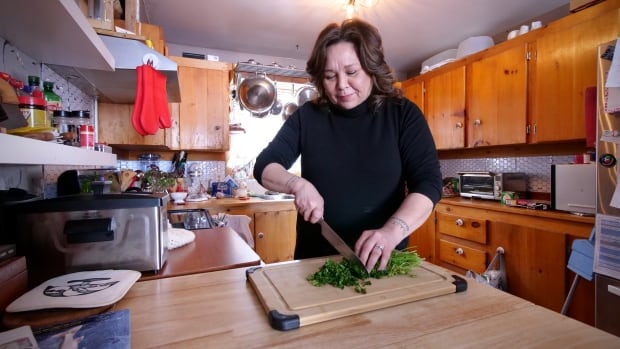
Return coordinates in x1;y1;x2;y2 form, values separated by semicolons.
247;257;466;331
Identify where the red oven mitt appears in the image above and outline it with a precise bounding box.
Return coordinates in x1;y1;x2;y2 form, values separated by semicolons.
153;68;171;129
131;64;147;136
139;64;159;135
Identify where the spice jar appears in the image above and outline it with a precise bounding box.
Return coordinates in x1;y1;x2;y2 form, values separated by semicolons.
70;110;93;148
18;95;48;129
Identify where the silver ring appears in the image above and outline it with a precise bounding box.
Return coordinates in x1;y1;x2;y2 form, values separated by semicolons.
375;244;384;251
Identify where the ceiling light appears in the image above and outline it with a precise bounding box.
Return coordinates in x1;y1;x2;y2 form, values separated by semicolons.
343;0;379;19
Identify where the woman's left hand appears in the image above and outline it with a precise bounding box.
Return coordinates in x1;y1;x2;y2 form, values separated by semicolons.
354;228;401;272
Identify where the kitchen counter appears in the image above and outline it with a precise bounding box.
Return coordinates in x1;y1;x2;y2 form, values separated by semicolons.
168;196;296;212
140;227;261;281
118;261;620;348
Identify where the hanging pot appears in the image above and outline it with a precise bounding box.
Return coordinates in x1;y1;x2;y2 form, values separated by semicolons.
282;102;298;121
238;75;277;114
271;99;283;115
252;110;270;118
296;85;319;106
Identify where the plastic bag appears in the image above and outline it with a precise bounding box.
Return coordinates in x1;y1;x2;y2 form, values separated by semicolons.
466;247;507;291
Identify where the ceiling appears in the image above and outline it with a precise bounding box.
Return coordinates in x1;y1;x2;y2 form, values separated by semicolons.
139;0;571;78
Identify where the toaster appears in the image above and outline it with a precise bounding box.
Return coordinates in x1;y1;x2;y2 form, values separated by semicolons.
6;193;169;287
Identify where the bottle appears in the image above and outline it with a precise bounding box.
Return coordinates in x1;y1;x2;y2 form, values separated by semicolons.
43;81;62;125
27;75;43;98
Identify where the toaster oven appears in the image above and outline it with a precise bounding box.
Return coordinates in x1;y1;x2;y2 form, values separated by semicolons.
458;172;528;200
6;193;169;287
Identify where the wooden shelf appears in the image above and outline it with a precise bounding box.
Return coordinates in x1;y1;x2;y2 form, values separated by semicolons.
0;0;114;72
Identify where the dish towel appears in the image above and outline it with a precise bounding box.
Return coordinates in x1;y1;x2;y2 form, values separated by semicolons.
220;214;254;248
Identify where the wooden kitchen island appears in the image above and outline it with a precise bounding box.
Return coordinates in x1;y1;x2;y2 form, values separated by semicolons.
117;260;620;348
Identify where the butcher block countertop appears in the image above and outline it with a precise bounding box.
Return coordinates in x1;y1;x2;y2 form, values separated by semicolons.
117;260;620;348
140;227;261;281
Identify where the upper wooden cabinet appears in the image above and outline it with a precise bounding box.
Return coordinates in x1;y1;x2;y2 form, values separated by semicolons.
172;56;231;152
402;78;425;114
528;4;620;143
401;0;620;150
426;66;466;149
467;44;528;147
98;57;232;152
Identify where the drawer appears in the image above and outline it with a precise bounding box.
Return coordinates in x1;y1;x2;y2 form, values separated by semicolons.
439;239;487;273
436;212;487;244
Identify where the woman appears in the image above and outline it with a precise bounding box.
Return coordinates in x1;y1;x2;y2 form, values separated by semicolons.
253;19;442;271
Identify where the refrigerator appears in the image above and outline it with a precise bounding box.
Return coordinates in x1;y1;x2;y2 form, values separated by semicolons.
594;39;620;337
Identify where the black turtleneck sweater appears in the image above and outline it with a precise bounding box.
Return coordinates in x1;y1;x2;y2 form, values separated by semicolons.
253;97;442;259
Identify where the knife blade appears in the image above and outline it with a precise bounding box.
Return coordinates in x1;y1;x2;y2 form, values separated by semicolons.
319;218;367;272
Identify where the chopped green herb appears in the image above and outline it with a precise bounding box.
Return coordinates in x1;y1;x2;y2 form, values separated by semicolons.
307;249;423;293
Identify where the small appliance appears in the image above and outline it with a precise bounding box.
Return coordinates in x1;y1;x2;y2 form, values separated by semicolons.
458;172;528;200
5;193;169;287
551;163;596;215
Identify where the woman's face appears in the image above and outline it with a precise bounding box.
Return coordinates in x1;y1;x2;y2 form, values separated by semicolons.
322;42;373;110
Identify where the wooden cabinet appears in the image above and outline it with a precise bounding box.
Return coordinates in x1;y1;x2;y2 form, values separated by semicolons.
401;78;425;114
206;200;297;264
434;199;595;325
171;56;231;151
407;214;435;262
467;44;527;147
426;66;466;149
528;5;620;143
400;0;620;150
98;58;231;151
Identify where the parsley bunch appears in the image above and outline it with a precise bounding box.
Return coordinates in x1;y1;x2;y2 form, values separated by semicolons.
307;249;423;294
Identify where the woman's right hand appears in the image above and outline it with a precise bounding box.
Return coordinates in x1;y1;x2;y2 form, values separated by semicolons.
289;177;324;223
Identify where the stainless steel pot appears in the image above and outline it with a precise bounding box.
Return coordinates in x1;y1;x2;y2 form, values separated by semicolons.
296;85;318;106
282;102;298;121
238;75;277;114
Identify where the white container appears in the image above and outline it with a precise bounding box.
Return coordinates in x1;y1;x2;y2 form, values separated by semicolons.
420;48;457;74
456;36;494;59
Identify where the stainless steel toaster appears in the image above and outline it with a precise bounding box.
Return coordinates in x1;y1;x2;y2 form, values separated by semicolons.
7;193;169;286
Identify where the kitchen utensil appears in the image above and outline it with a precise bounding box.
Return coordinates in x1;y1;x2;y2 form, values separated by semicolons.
238;75;277;114
247;258;466;331
270;99;283;115
319;219;367;271
282;102;297;121
296;85;318;106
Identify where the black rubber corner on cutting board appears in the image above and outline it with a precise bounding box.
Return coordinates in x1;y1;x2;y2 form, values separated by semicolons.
268;310;300;331
245;266;263;280
452;275;468;292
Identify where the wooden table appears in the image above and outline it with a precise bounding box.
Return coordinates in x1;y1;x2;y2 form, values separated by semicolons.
140;227;261;281
118;261;620;348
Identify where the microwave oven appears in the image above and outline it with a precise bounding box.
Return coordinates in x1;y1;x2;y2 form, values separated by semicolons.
458;172;528;200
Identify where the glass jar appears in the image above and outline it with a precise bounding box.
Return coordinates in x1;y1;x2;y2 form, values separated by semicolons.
138;153;161;172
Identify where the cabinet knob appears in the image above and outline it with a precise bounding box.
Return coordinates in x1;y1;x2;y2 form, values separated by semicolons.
257;232;264;239
455;247;464;255
455;122;463;128
473;119;481;126
455;218;464;226
215;125;221;131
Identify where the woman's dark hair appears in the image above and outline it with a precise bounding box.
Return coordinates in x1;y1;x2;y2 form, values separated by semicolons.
306;18;401;111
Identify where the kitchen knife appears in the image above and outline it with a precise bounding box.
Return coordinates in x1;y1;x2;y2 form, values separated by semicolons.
319;218;367;272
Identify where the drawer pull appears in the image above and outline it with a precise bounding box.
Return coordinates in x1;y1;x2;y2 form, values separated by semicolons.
455;218;464;226
471;221;480;228
455;247;464;255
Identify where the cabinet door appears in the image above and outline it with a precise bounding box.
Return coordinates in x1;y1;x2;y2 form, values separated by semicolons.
529;11;619;143
402;78;425;114
97;103;167;146
488;220;566;312
426;66;466;149
407;213;435;262
174;58;230;151
467;44;527;147
254;210;297;264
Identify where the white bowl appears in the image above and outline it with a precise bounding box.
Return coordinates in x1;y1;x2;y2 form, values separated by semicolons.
456;36;494;59
170;191;188;204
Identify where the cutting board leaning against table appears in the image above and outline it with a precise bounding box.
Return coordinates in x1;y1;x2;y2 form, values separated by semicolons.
247;257;466;331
